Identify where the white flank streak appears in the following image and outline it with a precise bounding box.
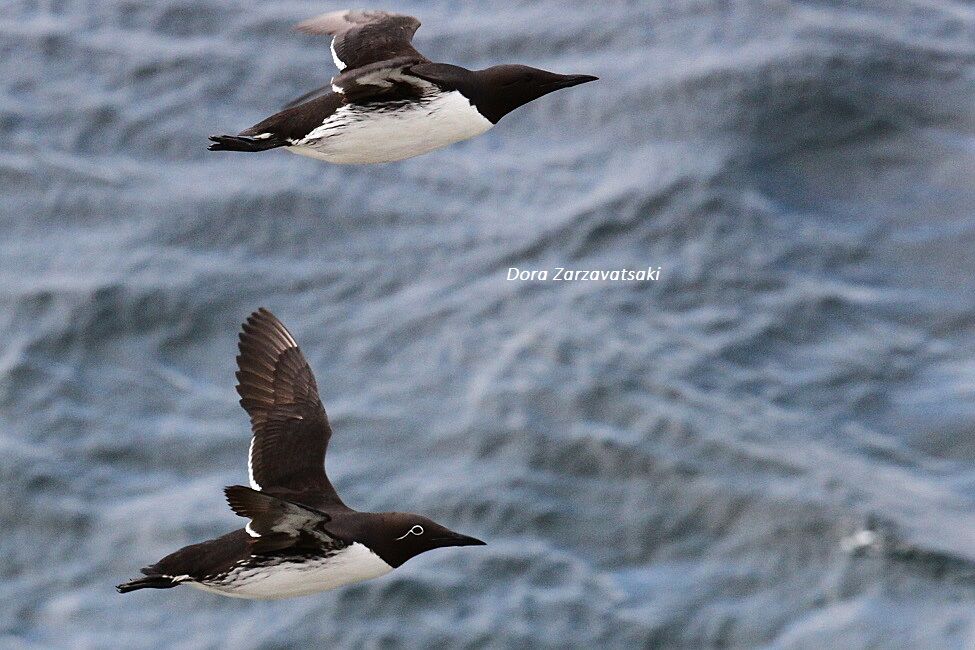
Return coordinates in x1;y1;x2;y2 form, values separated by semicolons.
245;522;260;538
188;543;393;600
247;437;261;491
330;39;346;71
251;133;272;140
163;574;191;582
290;90;493;164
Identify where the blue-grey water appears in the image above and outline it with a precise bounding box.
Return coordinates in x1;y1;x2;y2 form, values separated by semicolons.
3;0;975;648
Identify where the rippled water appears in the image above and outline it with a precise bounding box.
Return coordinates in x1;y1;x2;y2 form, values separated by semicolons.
3;0;975;647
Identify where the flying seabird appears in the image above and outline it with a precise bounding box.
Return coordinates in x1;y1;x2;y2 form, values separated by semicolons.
117;308;485;599
207;9;597;164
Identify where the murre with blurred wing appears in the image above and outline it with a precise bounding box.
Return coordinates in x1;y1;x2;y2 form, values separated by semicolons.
117;308;484;599
207;9;597;164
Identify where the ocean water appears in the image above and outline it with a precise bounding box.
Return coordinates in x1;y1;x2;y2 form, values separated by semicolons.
3;0;975;647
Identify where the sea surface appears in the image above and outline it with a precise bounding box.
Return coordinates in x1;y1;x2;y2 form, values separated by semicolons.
3;0;975;648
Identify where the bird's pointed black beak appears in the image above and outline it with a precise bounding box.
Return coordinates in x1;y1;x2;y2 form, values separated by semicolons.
552;74;599;89
435;532;486;548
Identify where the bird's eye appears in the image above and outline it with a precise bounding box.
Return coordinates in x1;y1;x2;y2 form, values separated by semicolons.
395;525;424;540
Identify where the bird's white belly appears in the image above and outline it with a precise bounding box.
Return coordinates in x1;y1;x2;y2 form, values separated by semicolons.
289;90;493;164
189;543;393;600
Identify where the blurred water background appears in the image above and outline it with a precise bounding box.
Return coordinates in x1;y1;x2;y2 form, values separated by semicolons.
3;0;975;647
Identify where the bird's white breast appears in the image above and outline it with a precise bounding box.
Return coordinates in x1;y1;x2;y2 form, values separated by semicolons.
289;90;493;164
189;543;393;600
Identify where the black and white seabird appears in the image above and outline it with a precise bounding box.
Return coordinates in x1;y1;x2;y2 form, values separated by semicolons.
117;308;485;599
207;9;597;164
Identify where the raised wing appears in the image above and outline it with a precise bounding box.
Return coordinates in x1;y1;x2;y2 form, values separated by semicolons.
236;308;345;505
225;485;345;554
282;10;430;109
296;10;427;72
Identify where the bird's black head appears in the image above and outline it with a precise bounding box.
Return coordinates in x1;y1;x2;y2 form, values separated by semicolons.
357;513;485;568
472;64;598;123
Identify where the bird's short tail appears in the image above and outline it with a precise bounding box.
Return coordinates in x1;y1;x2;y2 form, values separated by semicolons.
116;575;180;593
208;134;287;152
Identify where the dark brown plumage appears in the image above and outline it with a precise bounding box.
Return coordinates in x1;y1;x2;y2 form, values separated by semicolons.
235;307;344;505
296;10;427;71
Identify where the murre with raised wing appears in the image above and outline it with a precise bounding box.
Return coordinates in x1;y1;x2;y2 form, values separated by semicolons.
208;10;597;163
117;308;484;599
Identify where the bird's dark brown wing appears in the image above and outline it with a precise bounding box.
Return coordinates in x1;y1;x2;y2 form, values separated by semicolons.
330;57;440;103
295;10;428;73
279;57;437;110
243;93;344;138
139;529;252;580
224;485;345;554
236;308;345;506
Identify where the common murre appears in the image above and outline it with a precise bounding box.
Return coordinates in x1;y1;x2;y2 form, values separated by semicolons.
116;308;484;599
208;9;597;164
